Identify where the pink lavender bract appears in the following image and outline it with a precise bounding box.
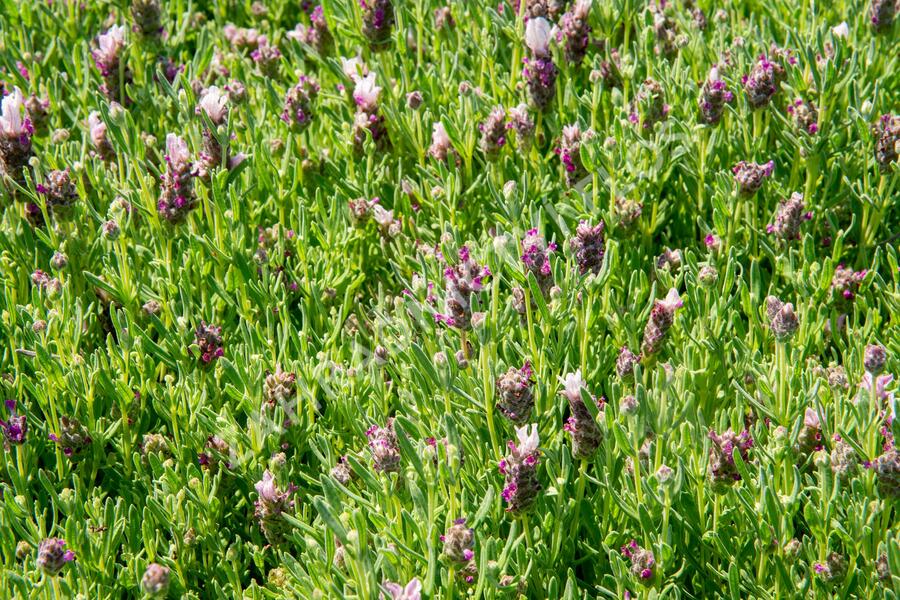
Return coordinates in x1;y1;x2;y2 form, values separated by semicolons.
352;74;390;153
88;111;115;161
93;25;132;102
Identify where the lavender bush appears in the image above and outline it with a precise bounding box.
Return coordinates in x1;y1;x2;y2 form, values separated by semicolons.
0;0;898;598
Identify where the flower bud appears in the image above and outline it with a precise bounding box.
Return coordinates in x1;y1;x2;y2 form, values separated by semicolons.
765;295;799;342
864;344;887;375
36;538;74;575
619;395;638;416
698;265;718;287
141;563;171;597
406;91;423;110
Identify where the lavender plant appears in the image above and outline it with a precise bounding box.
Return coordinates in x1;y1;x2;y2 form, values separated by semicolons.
0;0;898;597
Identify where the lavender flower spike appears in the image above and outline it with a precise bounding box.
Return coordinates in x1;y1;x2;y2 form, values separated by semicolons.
743;53;785;109
197;86;230;178
765;295;799;341
732;160;774;197
560;371;603;458
93;25;131;101
157;133;197;224
352;73;390;153
523;18;558;111
874;115;899;173
499;424;542;514
36;538;75;575
496;362;535;424
0;88;34;191
558;124;589;187
361;0;395;50
429;121;457;164
435;246;491;330
367;419;401;473
569;220;605;275
558;0;592;66
767;192;807;241
0;399;26;446
698;67;733;125
254;470;296;544
282;76;320;133
707;428;753;492
88;112;115;161
479;107;507;160
641;288;682;356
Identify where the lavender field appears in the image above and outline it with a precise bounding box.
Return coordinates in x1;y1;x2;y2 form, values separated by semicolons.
0;0;898;597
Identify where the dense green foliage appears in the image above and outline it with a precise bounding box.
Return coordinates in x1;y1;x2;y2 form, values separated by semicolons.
0;0;898;598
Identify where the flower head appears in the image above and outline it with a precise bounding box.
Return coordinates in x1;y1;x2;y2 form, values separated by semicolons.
732;160;775;196
36;538;75;575
94;25;127;71
0;400;26;446
707;429;754;492
698;67;733;125
428;121;456;163
496;362;535;424
367;419;401;473
194;321;224;364
569;220;605;275
141;563;171;597
166;133;191;172
861;373;894;404
765;295;799;342
434;246;491;330
254;469;296;544
353;73;382;113
500;423;542;513
641;288;682;356
743;52;786;109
